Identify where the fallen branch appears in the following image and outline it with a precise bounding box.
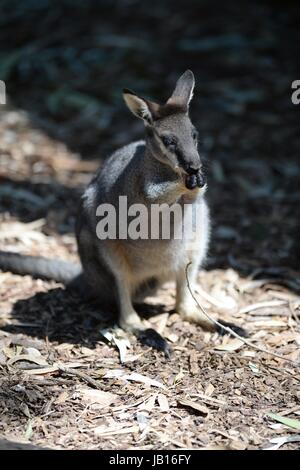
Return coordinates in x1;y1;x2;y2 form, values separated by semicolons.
185;263;299;367
57;365;105;390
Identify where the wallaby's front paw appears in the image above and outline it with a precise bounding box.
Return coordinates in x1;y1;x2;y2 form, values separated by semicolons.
138;329;172;359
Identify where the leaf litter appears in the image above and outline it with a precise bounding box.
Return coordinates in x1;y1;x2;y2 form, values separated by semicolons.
0;0;300;450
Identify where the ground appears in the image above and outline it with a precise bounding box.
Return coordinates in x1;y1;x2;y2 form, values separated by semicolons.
0;0;299;450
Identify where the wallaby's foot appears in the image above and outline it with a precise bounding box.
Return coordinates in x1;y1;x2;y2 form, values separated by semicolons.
176;301;247;337
138;329;172;359
120;312;171;358
216;320;248;338
119;311;144;332
176;300;215;331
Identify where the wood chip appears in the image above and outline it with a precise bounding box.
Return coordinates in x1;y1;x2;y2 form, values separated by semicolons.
189;350;200;375
77;387;118;408
177;399;209;416
157;394;170;412
214;338;244;352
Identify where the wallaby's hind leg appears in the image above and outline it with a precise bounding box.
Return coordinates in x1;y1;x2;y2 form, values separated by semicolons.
176;258;215;331
176;259;247;337
116;277;144;332
114;274;172;357
102;245;172;357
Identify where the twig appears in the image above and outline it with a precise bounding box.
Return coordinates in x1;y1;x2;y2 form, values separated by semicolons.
262;363;300;383
57;365;104;390
185;263;299;367
238;300;288;315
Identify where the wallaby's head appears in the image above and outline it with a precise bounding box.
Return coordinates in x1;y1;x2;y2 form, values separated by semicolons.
123;70;205;189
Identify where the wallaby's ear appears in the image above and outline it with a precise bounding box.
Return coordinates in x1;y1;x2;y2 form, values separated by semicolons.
123;89;157;125
167;70;195;108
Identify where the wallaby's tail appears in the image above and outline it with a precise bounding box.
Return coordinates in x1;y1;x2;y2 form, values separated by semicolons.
0;251;81;284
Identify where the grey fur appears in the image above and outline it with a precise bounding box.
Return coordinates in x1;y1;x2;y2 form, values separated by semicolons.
0;251;81;284
0;70;215;334
76;70;212;332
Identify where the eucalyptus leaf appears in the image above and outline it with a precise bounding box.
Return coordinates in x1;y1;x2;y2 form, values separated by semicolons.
267;413;300;431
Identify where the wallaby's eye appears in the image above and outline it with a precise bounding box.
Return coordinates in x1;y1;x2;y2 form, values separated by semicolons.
161;135;177;150
192;129;199;142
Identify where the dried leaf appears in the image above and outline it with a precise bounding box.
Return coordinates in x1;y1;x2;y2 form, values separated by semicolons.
24;420;34;440
136;411;148;431
263;435;300;450
23;366;59;375
103;369;124;379
204;383;215;397
178;399;209;416
94;424;139;437
229;440;247;450
100;328;131;363
167;333;179;343
153;313;169;334
77;387;118;408
189;350;199;376
103;370;165;389
249;362;260;374
174;369;185;384
215;338;244;352
55;391;69;404
251;319;287;328
7;354;48;367
56;344;74;351
139;394;157;411
242;350;256;358
23;347;42;357
191;393;226;406
124;372;165;389
195;286;236;310
239;300;287;315
80;347;95;357
3;346;15;359
20;403;31;418
157;394;169;412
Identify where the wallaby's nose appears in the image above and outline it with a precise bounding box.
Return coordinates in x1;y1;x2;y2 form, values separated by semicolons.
184;167;206;190
185;165;206;185
185;165;200;175
196;172;206;188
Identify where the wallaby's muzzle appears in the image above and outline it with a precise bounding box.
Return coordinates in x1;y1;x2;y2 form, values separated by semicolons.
180;159;206;190
185;169;206;190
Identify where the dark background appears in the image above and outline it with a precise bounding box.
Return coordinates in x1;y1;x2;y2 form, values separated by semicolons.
0;0;299;278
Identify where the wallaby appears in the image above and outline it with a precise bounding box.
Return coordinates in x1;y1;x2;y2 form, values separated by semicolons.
0;71;245;355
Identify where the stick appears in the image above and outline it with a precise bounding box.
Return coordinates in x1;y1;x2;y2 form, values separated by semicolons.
57;365;105;390
185;263;299;367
